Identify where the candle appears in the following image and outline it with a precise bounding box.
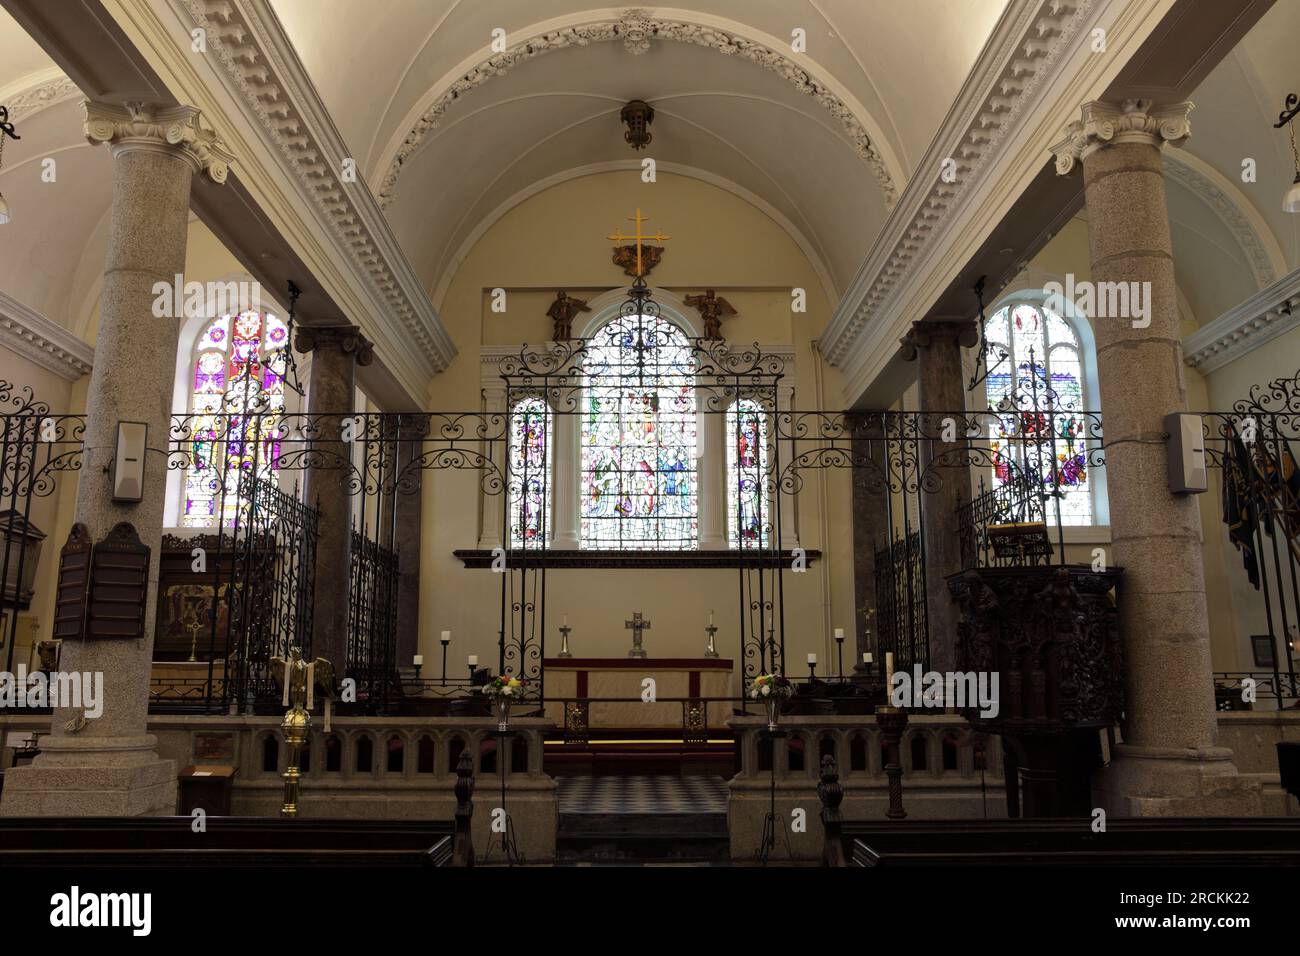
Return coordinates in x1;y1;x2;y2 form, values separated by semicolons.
562;614;568;627
807;653;817;665
440;630;451;644
413;654;424;667
468;655;478;667
885;652;895;687
709;609;714;626
833;627;845;641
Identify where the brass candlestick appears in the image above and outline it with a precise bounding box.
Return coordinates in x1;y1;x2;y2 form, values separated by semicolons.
558;624;572;658
875;705;909;820
270;647;336;819
704;624;719;658
280;701;310;819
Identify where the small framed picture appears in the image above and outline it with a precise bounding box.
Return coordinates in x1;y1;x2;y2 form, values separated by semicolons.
1251;634;1276;669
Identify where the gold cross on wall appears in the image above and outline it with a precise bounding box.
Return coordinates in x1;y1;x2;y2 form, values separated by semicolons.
607;208;670;277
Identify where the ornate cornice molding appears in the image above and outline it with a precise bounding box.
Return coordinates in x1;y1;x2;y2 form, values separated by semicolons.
1183;268;1300;373
819;0;1092;371
1050;98;1193;175
376;7;897;208
1;71;81;122
83;102;234;182
179;0;457;376
0;291;94;381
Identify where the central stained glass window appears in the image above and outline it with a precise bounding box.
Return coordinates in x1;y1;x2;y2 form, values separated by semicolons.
581;313;698;549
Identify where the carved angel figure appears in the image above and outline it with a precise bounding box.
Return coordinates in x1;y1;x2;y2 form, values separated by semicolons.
685;290;737;340
546;291;592;341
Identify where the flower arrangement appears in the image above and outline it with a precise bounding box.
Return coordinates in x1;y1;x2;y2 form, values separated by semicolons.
481;674;528;697
748;673;794;700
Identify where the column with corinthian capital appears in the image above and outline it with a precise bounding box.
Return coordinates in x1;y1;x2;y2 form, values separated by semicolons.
1051;98;1259;814
1;103;233;816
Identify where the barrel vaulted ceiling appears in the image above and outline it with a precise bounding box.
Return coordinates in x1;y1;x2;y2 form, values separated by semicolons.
2;0;1298;392
268;0;1010;303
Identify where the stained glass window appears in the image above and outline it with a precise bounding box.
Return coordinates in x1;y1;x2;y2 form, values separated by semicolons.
507;397;552;548
581;313;698;549
727;398;770;548
184;311;289;528
983;303;1093;525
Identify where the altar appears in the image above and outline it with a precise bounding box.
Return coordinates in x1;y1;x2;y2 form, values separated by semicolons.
542;658;735;732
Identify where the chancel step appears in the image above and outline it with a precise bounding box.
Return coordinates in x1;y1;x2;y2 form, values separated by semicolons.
556;775;730;864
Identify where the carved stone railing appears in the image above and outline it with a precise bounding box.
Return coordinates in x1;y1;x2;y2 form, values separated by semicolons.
728;714;1005;862
0;713;557;860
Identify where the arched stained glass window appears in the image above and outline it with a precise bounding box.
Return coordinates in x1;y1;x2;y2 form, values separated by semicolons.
727;398;770;548
983;303;1092;525
507;397;552;548
581;313;698;549
184;311;289;528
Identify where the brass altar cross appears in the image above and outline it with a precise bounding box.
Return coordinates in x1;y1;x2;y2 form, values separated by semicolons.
607;208;670;278
624;611;651;659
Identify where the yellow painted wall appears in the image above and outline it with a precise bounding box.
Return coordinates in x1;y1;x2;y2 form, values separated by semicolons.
419;170;855;687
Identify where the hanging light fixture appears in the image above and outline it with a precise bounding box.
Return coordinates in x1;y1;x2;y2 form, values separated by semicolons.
1274;94;1300;213
0;106;19;225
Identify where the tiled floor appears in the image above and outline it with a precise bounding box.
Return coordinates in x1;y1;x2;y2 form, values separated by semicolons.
557;775;728;814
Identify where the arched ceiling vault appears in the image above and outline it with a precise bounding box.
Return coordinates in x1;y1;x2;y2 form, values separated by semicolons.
269;0;1009;301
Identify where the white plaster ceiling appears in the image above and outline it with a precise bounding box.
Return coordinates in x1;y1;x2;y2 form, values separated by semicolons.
269;0;1009;300
0;10;107;331
1166;0;1300;323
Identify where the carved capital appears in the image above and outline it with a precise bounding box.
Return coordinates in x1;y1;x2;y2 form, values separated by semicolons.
1050;98;1193;175
84;101;234;183
898;319;978;362
293;324;374;367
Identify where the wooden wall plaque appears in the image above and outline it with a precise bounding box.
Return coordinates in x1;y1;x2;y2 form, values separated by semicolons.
52;521;151;641
52;523;92;641
86;522;150;639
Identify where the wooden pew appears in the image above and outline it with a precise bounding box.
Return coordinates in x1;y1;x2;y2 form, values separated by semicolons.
0;817;457;868
817;754;1300;867
0;750;479;868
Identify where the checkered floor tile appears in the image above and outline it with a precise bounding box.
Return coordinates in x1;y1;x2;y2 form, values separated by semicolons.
557;775;728;814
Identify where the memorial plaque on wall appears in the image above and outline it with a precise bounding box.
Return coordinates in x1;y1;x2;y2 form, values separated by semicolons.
52;523;92;641
86;522;150;639
194;732;235;761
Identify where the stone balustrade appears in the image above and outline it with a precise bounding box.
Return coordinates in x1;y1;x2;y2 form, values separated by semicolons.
0;714;557;860
727;714;1006;861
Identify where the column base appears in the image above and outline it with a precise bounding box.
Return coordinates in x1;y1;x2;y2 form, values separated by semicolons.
0;734;177;817
1094;743;1262;817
